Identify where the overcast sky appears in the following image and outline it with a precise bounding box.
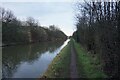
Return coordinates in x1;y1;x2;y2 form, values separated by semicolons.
1;0;83;36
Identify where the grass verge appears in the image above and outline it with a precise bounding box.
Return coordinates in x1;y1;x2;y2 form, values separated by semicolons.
72;39;107;78
41;40;71;78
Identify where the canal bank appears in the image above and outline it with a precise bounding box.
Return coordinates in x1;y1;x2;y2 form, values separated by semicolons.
42;39;107;78
42;40;71;78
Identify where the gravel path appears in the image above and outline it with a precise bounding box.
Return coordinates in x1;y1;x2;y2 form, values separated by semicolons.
70;43;79;78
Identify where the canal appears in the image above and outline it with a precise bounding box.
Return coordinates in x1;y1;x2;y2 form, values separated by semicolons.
2;39;70;78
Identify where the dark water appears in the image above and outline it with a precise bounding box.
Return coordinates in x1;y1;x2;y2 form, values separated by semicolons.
2;39;70;78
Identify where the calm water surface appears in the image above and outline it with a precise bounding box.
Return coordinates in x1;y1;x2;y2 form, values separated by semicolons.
2;39;70;78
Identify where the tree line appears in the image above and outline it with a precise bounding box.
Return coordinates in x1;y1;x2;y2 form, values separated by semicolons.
73;1;120;78
0;7;67;46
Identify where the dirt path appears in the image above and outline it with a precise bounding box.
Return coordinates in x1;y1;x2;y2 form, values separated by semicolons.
70;42;79;78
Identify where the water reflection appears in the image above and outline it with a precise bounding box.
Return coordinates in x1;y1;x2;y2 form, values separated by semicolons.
2;39;70;78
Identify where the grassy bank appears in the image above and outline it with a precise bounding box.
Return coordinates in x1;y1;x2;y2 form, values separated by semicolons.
41;39;107;78
73;39;107;78
2;39;67;47
41;40;71;78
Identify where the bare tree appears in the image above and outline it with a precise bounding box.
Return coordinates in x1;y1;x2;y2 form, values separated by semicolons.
26;17;38;27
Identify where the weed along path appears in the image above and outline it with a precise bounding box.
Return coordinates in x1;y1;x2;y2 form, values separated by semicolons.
70;41;78;78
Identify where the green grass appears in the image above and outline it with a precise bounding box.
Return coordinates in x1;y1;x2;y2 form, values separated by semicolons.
42;41;71;78
72;39;107;78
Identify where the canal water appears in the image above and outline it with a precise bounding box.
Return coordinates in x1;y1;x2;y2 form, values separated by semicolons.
2;39;70;78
